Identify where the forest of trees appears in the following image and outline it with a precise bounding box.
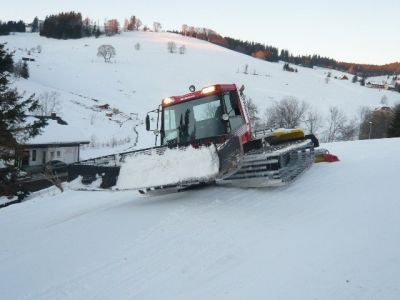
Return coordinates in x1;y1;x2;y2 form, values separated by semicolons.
339;62;400;77
40;12;86;39
39;13;144;39
224;37;280;62
0;21;26;35
174;25;400;77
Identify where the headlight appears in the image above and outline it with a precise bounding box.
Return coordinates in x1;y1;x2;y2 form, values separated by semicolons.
201;86;217;95
162;97;175;106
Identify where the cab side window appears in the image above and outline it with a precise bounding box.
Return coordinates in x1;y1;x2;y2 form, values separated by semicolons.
223;92;244;131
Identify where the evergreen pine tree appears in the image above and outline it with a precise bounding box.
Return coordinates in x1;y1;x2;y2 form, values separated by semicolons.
95;28;101;38
20;61;29;79
387;104;400;137
0;44;46;196
352;75;358;83
32;17;39;32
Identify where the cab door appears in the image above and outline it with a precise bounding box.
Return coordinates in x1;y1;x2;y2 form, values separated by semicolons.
222;91;245;132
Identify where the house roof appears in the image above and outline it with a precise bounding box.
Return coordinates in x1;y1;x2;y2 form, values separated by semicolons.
374;105;392;112
24;118;89;146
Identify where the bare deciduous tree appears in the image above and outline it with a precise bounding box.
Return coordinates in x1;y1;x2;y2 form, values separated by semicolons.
179;45;186;54
324;106;360;142
182;24;188;35
264;97;309;129
97;45;116;62
135;19;142;30
35;91;61;116
325;106;347;142
104;19;120;36
167;41;177;53
153;22;162;32
245;98;260;130
303;109;322;134
340;118;358;141
126;16;136;31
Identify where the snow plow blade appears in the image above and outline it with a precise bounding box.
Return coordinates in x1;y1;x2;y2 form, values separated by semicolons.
68;137;243;193
122;136;243;194
116;145;220;193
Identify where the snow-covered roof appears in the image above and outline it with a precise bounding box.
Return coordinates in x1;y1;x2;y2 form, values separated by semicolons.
24;118;89;146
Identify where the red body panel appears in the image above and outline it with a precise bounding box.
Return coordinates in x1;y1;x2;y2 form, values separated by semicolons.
323;153;339;162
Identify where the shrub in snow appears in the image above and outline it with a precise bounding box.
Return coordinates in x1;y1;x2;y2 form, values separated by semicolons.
134;42;141;50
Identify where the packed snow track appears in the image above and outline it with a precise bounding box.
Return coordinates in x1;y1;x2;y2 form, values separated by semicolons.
1;139;400;299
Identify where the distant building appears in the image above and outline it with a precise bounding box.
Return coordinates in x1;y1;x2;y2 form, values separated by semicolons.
21;116;89;172
339;75;349;80
367;82;386;89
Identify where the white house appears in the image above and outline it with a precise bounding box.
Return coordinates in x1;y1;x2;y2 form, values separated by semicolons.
21;118;89;171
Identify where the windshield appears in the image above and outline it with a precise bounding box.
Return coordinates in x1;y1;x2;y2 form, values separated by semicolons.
162;95;226;145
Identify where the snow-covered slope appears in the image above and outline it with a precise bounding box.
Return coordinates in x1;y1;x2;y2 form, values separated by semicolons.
2;32;400;156
1;138;400;299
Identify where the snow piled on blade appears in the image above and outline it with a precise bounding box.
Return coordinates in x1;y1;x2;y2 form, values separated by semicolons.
116;145;220;189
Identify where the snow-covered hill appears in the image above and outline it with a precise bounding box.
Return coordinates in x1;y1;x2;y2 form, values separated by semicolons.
1;138;400;299
2;32;400;157
1;31;400;299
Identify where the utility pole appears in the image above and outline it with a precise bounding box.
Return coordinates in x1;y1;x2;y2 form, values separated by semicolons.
368;121;373;139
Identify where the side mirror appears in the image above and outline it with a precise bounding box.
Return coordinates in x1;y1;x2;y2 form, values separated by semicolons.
145;114;150;131
239;85;245;96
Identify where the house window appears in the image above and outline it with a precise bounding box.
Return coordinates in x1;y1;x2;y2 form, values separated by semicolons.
57;151;61;158
32;150;37;161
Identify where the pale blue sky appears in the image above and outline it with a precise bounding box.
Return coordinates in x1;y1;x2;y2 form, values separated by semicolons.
2;0;399;64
